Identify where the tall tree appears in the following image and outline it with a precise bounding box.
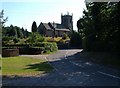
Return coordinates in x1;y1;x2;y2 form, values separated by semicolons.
24;29;29;37
31;21;37;33
77;2;120;52
9;25;17;38
16;26;23;38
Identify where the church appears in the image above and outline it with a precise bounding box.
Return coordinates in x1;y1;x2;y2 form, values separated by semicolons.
37;13;73;37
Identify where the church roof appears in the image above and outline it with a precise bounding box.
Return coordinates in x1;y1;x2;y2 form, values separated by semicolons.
55;28;70;31
40;22;70;31
55;24;65;29
42;23;53;30
48;22;69;31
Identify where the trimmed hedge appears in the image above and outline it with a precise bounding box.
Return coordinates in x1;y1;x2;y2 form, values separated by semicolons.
3;42;58;55
32;42;58;53
19;47;44;55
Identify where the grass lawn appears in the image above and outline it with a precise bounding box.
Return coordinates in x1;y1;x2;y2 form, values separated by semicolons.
2;56;53;76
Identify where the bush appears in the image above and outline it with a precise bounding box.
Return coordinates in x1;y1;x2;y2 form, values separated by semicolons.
13;37;19;43
62;33;69;40
2;36;15;45
82;35;94;51
70;31;82;48
32;42;58;53
82;35;109;52
26;33;46;44
3;42;58;54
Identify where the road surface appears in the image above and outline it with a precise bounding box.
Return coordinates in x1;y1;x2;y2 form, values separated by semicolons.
2;49;120;86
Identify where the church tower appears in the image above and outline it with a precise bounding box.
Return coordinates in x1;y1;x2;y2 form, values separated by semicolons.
61;12;73;31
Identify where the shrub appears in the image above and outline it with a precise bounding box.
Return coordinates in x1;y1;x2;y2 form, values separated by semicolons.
62;33;69;40
46;37;55;42
3;42;58;54
82;34;108;52
2;36;15;45
13;37;19;43
70;31;82;47
26;33;46;44
33;42;58;53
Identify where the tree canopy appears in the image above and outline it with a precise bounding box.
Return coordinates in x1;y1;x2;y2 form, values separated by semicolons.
77;2;120;52
31;21;37;33
0;10;8;27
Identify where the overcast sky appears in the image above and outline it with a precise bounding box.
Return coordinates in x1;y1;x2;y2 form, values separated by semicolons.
1;0;86;32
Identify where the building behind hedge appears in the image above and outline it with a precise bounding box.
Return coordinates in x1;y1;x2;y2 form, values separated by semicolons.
38;13;73;37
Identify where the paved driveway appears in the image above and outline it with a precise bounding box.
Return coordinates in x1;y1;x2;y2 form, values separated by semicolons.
2;49;120;86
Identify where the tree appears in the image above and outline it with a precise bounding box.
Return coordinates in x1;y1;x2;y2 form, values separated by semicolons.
24;29;29;37
31;21;37;33
0;10;8;27
70;30;82;47
16;26;24;38
1;10;8;48
77;2;120;52
9;25;17;38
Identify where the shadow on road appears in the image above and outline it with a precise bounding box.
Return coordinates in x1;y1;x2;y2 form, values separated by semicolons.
2;51;120;86
24;62;53;72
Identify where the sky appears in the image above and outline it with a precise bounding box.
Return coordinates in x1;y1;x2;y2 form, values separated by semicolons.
1;0;86;32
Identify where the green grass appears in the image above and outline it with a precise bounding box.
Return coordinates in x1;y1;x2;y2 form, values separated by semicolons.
2;56;53;76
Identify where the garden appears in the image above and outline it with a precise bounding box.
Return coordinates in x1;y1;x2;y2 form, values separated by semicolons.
2;31;58;57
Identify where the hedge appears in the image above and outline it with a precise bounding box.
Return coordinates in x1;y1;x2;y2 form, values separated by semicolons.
32;42;58;53
3;42;58;54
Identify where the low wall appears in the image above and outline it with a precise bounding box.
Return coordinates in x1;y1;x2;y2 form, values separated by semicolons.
2;49;19;57
19;48;43;55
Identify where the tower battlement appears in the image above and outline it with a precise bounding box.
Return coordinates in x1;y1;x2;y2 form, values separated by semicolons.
61;12;73;31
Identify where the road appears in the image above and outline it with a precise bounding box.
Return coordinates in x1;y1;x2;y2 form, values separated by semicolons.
2;49;120;86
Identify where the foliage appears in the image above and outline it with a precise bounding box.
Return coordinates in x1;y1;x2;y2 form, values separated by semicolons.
2;25;29;38
31;42;58;53
8;25;18;37
3;41;58;54
62;33;69;40
43;42;58;53
77;2;120;52
46;37;55;42
2;25;30;45
31;21;37;33
16;26;24;38
0;10;8;27
70;30;82;47
13;37;20;43
2;36;16;45
26;32;46;44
